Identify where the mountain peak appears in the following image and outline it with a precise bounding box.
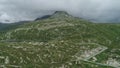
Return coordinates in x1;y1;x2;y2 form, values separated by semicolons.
50;11;72;19
54;11;69;15
35;11;71;21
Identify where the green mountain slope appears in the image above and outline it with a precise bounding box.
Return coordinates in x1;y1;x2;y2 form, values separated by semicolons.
0;11;120;68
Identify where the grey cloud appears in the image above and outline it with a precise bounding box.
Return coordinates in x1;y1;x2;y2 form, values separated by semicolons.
0;0;120;23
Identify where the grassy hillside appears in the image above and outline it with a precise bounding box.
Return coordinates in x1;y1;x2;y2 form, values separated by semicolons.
0;11;120;68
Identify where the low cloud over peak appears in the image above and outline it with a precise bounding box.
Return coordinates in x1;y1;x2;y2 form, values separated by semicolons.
0;0;120;23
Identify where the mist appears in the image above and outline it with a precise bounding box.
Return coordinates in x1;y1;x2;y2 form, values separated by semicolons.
0;0;120;23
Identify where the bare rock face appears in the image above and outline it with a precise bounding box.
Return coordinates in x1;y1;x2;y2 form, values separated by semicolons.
51;11;72;19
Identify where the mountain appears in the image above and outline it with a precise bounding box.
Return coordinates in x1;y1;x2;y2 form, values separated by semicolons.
0;11;120;68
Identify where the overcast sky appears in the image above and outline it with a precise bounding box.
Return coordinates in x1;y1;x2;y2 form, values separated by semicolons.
0;0;120;23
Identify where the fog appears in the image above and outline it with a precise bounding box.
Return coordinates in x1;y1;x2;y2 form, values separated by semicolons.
0;0;120;23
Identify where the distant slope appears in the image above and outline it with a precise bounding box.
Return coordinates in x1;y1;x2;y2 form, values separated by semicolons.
0;23;12;31
0;21;29;31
